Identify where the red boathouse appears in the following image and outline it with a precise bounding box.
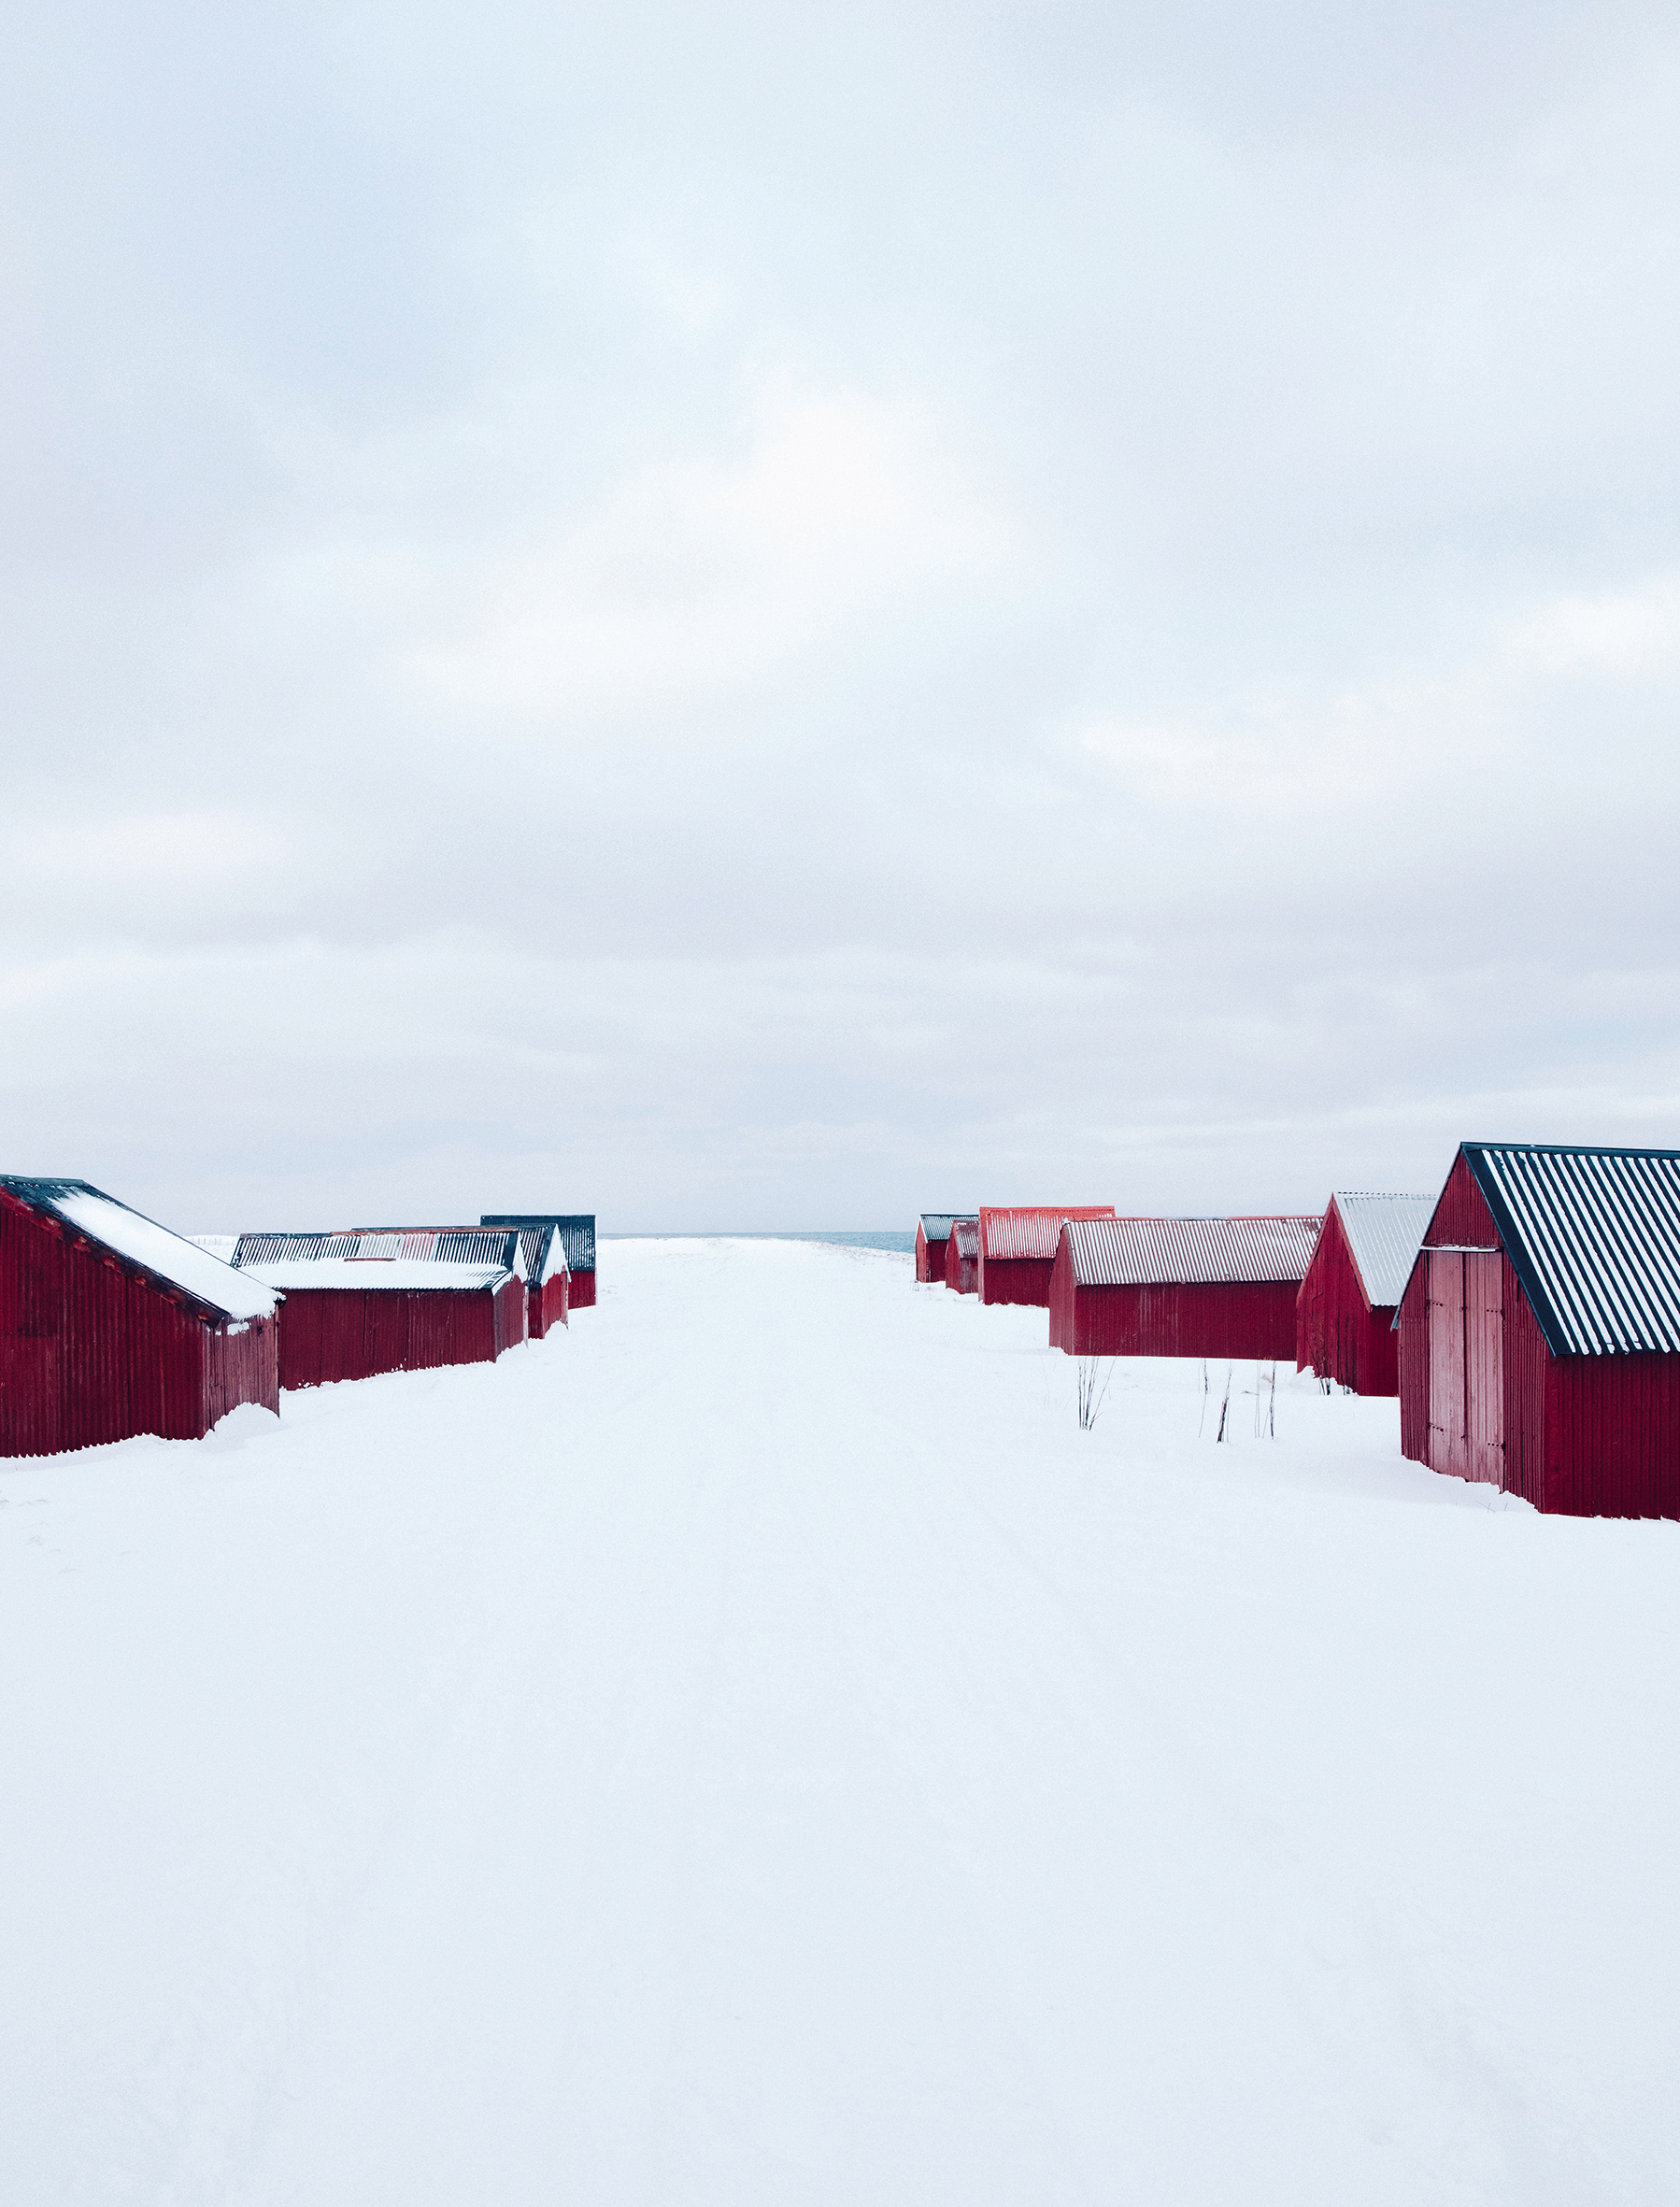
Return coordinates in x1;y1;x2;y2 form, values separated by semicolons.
233;1228;526;1389
916;1213;966;1285
945;1217;979;1295
504;1221;570;1337
977;1206;1116;1307
1397;1142;1680;1518
0;1176;279;1457
1295;1192;1434;1396
483;1215;595;1310
1049;1214;1322;1360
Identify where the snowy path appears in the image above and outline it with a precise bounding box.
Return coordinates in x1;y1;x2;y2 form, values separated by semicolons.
5;1238;1680;2204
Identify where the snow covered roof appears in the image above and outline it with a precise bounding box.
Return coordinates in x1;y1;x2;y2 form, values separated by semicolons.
482;1214;596;1272
951;1218;979;1258
234;1260;514;1293
0;1178;278;1322
918;1213;968;1241
1062;1214;1322;1288
505;1222;568;1285
979;1206;1117;1261
1459;1142;1680;1356
1327;1193;1434;1307
234;1229;524;1277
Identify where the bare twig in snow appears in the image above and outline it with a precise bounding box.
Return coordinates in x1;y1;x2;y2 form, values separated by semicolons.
1076;1357;1114;1431
1215;1366;1232;1443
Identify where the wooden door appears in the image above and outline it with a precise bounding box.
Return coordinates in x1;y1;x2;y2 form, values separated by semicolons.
1464;1252;1504;1487
1426;1252;1467;1478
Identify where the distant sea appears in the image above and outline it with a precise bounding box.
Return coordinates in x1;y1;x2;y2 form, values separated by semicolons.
601;1230;914;1255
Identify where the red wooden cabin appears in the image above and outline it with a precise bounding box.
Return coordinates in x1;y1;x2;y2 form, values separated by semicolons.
1295;1192;1434;1396
945;1217;979;1295
505;1221;570;1337
483;1215;595;1309
1397;1142;1680;1517
1049;1214;1321;1359
233;1228;526;1389
915;1213;965;1285
0;1176;278;1457
977;1205;1116;1307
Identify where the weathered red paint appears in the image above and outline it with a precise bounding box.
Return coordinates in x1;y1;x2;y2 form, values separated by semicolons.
0;1188;278;1458
568;1269;596;1310
945;1224;977;1295
1048;1236;1301;1360
1294;1200;1401;1395
915;1223;949;1284
526;1268;570;1339
274;1273;527;1389
977;1206;1116;1308
1398;1148;1680;1518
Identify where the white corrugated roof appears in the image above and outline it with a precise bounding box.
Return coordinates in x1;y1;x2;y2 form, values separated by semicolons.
980;1206;1116;1260
234;1260;513;1293
1064;1215;1321;1288
951;1218;979;1258
918;1213;967;1240
1329;1193;1435;1307
234;1229;524;1277
45;1189;278;1321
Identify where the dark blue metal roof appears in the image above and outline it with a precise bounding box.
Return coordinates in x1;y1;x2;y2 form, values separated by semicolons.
482;1214;595;1272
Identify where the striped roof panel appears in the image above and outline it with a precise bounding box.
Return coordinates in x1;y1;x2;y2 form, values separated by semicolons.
979;1205;1117;1261
482;1215;596;1272
1064;1214;1322;1288
234;1228;523;1276
1465;1143;1680;1355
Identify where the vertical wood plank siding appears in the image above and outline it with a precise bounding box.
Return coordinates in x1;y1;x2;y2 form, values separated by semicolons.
1501;1254;1548;1508
1401;1146;1680;1518
944;1231;977;1295
0;1190;277;1457
915;1225;950;1285
275;1275;527;1390
526;1270;570;1339
1293;1203;1402;1395
1050;1271;1302;1359
1550;1355;1680;1519
979;1257;1059;1308
568;1270;596;1310
1397;1266;1430;1463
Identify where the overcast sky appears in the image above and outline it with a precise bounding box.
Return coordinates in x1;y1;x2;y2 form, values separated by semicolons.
4;2;1679;1231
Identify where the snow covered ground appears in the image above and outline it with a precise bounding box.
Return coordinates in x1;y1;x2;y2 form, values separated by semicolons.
4;1236;1679;2205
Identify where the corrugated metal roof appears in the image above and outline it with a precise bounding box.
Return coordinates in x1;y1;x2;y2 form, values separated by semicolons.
1463;1143;1680;1355
1064;1214;1322;1288
1329;1192;1435;1307
0;1176;277;1322
507;1222;568;1285
235;1259;512;1293
234;1228;523;1277
919;1213;968;1241
951;1218;979;1258
979;1205;1117;1261
482;1214;595;1272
